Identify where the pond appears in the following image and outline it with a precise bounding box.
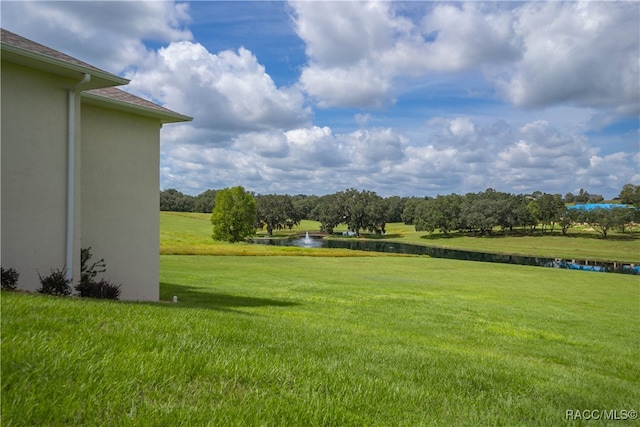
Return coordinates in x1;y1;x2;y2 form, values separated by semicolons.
253;235;639;275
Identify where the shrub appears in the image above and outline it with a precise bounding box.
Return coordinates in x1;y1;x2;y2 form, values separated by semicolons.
76;247;121;300
75;279;121;300
38;269;72;296
1;267;19;291
80;247;106;285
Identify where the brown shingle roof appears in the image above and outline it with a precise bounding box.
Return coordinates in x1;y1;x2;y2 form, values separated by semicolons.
1;28;113;76
1;28;128;87
83;87;192;123
1;28;191;123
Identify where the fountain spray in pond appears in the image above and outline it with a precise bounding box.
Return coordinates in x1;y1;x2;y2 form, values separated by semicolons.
303;232;312;245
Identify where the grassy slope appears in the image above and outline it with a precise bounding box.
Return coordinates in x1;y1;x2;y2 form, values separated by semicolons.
2;212;638;425
161;212;640;262
3;257;639;425
161;212;391;257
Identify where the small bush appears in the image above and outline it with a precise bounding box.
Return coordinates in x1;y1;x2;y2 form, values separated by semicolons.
38;268;72;296
75;279;121;300
76;247;121;300
1;267;19;291
80;247;106;285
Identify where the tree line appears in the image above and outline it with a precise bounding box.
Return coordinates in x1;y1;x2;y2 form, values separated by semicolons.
162;184;640;241
406;189;638;238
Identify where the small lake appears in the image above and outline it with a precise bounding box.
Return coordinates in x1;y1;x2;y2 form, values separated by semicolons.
253;236;639;275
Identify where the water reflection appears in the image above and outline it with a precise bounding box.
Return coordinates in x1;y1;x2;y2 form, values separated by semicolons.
253;236;637;274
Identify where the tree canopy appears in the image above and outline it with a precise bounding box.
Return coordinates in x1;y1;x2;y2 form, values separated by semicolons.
256;194;301;236
309;189;388;236
210;186;257;242
618;183;640;205
162;183;638;240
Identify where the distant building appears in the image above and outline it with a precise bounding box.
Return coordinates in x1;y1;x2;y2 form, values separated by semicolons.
1;29;192;300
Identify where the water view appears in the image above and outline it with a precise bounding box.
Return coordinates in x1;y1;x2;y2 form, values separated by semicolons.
253;235;639;274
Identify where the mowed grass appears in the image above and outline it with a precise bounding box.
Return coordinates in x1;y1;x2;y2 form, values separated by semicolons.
381;223;640;263
160;212;391;257
3;213;638;425
161;212;640;262
3;256;639;426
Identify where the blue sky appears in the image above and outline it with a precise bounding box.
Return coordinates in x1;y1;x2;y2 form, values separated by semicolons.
3;1;639;198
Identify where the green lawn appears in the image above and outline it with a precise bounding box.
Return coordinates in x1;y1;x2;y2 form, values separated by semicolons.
2;256;639;426
2;212;638;425
161;212;640;262
160;212;384;257
380;223;640;263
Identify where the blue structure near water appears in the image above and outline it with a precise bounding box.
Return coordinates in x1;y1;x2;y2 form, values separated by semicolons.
554;260;606;272
567;203;630;210
622;265;640;274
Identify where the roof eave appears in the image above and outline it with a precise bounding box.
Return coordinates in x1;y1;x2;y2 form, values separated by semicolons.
81;91;193;124
1;43;129;89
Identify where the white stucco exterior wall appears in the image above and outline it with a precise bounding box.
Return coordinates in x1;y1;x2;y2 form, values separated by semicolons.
2;30;188;300
1;61;82;290
80;104;161;301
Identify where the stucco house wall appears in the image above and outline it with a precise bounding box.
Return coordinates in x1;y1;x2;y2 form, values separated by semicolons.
1;29;190;300
80;104;162;301
1;60;82;289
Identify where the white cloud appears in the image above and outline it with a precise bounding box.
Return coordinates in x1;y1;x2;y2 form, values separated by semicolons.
493;120;597;191
290;1;638;116
298;64;392;108
292;1;403;68
6;1;636;199
290;1;519;108
233;131;290;158
160;115;637;198
377;117;635;197
499;1;640;115
290;1;413;108
420;3;520;71
160;126;411;195
126;41;310;135
1;1;192;73
342;128;408;166
584;152;639;191
283;126;350;169
448;117;476;139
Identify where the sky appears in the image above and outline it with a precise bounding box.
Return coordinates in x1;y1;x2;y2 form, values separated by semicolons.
3;1;639;198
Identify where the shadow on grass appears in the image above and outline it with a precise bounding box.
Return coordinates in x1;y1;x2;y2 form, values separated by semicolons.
418;229;640;241
154;283;301;314
362;233;403;240
561;230;640;241
420;233;458;240
330;233;404;240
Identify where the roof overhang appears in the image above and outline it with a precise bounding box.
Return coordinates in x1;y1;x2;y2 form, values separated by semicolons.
1;29;191;124
1;43;129;89
82;90;193;124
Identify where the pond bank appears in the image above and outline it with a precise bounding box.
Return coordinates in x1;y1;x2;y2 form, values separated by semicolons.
253;237;639;275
